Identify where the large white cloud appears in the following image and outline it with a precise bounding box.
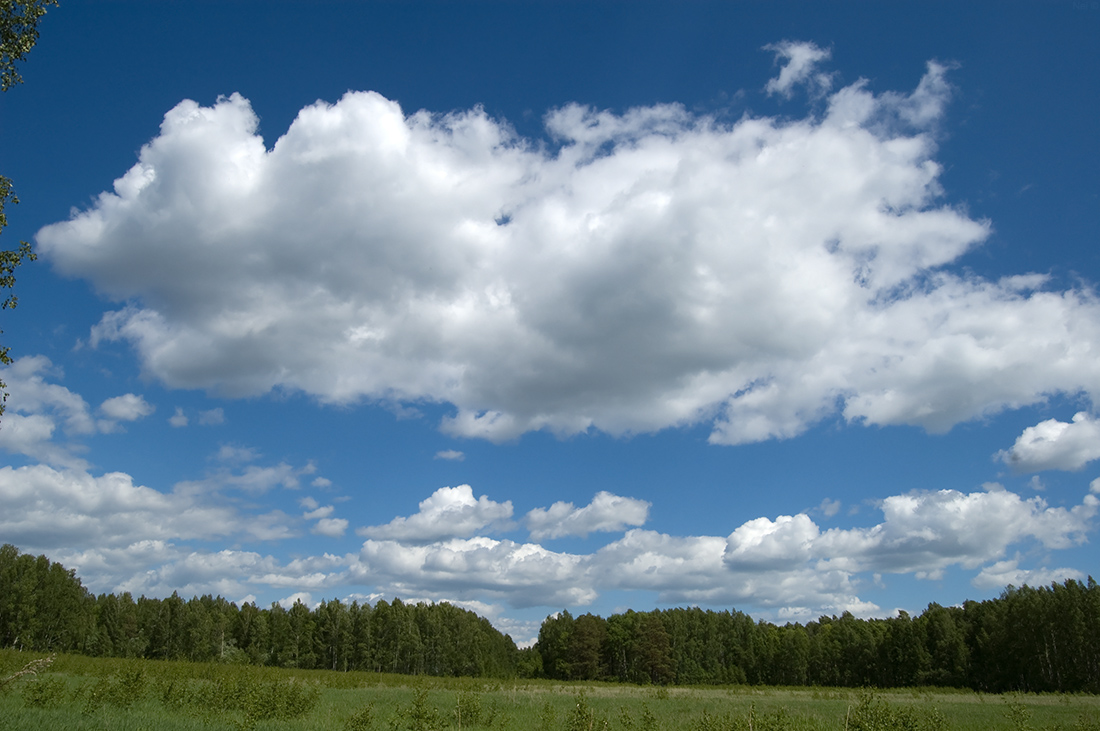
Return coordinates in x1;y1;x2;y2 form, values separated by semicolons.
811;488;1098;578
36;51;1100;444
0;464;239;549
997;412;1100;472
725;514;820;570
354;537;593;608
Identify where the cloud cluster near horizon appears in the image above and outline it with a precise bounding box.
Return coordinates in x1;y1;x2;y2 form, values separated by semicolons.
1;446;1094;625
1;358;1095;635
35;42;1100;446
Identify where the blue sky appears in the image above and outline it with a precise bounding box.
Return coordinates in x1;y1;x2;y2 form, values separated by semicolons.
1;1;1098;645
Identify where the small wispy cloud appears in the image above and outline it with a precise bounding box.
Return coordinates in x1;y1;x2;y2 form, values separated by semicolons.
168;407;188;427
199;408;225;426
818;498;841;517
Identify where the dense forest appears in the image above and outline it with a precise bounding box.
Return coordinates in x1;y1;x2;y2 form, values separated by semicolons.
534;587;1100;693
2;544;1098;693
0;544;518;677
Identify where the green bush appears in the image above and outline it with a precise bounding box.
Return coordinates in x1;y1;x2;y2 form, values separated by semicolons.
566;690;610;731
1071;713;1100;731
456;688;483;727
21;675;66;707
688;708;737;731
620;702;660;731
157;670;321;729
390;686;446;731
752;705;820;731
78;666;148;714
346;701;376;731
848;691;946;731
537;698;557;731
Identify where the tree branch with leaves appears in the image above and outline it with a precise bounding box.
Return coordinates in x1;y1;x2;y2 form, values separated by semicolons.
0;0;57;417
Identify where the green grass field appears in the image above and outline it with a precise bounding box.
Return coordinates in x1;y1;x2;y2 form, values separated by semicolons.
2;649;1099;730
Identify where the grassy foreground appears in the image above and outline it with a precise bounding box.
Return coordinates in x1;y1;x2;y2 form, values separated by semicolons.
2;649;1099;730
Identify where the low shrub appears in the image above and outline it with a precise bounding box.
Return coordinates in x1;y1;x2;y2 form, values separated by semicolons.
389;686;446;731
346;701;376;731
847;690;946;731
21;675;67;707
77;665;148;714
158;671;321;729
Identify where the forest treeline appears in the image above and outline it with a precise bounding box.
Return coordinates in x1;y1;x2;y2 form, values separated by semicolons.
0;544;517;677
2;544;1098;692
534;583;1100;693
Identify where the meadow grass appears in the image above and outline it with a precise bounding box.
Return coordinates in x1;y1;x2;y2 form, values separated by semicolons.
2;649;1099;730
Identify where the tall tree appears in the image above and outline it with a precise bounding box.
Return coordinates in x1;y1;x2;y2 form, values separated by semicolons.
265;602;291;667
348;600;373;670
773;624;810;686
0;0;56;417
567;613;607;680
604;611;637;682
536;610;574;680
635;612;675;685
286;598;316;668
233;600;269;664
314;598;351;671
918;603;969;686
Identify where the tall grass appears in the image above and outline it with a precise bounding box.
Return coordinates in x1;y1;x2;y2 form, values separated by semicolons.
2;648;1100;730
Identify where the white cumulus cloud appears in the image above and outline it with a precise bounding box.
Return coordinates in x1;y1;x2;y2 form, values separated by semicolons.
0;356;96;467
525;491;651;540
354;537;594;608
359;484;513;543
0;464;239;550
302;503;331;519
99;393;155;422
725;514;820;570
35;52;1100;446
313;517;349;537
997;412;1100;472
820;488;1097;576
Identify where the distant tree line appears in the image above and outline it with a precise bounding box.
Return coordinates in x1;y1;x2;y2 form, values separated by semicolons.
2;544;1098;691
533;580;1100;693
0;544;518;676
